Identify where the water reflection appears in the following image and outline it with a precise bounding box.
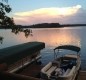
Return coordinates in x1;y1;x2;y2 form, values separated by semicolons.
11;28;32;38
0;27;86;70
0;28;81;48
32;28;81;48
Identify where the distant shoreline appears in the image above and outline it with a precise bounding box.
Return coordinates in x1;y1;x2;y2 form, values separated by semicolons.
0;23;86;29
60;24;86;27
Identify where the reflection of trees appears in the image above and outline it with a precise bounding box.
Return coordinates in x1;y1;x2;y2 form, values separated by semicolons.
0;27;33;44
24;29;32;38
0;36;3;44
11;27;33;38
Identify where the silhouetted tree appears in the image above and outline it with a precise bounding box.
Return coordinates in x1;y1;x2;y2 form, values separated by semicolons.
0;0;14;26
0;0;32;41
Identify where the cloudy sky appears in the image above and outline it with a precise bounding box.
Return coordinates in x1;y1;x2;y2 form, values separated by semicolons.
9;0;86;25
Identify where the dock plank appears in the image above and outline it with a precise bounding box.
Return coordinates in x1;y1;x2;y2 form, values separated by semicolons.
16;61;44;78
77;71;86;80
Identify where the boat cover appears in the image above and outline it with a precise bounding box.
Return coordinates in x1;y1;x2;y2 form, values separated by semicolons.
54;45;80;53
0;42;45;65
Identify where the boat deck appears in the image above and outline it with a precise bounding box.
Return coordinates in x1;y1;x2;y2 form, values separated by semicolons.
77;71;86;80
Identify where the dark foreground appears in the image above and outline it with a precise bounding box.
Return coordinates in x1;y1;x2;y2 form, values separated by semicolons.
16;61;44;78
0;61;86;80
15;61;86;80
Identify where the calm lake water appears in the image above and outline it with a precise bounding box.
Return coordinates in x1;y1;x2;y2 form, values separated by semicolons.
0;27;86;70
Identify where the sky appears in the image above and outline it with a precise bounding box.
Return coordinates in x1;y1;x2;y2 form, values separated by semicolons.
8;0;86;25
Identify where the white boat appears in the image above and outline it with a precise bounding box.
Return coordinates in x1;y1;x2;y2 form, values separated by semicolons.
41;45;81;80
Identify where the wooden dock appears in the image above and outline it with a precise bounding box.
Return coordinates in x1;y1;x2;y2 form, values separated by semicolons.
77;71;86;80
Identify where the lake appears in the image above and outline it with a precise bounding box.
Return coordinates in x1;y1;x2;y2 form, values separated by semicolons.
0;27;86;70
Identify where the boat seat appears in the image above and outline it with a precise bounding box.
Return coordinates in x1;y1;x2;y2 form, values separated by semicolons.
64;54;77;59
46;66;57;77
41;62;57;78
41;62;52;73
58;66;76;80
63;68;71;76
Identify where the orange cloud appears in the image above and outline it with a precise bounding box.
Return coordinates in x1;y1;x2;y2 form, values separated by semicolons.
13;5;83;25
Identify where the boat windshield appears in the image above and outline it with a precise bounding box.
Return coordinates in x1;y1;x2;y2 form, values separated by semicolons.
53;45;81;59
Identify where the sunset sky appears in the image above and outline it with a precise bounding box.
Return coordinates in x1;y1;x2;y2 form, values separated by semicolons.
8;0;86;25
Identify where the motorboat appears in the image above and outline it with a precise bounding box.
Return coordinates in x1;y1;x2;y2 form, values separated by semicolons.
41;45;81;80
